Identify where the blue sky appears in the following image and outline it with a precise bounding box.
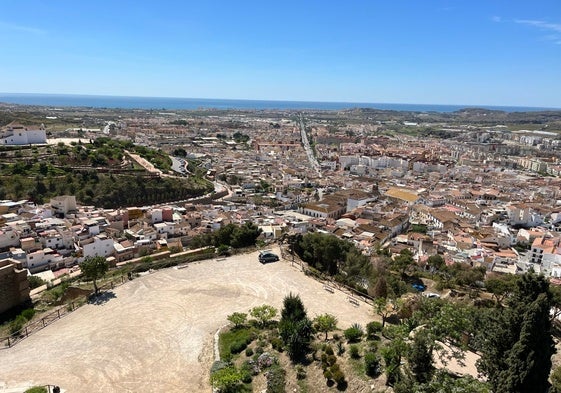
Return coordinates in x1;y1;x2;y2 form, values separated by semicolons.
1;0;560;107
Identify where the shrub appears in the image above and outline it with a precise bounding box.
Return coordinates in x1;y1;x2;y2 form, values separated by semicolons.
337;341;345;355
210;360;230;374
332;368;346;385
325;345;334;356
258;352;277;369
327;354;337;366
24;388;47;393
241;369;252;384
296;365;307;380
332;333;340;341
323;369;333;381
265;365;286;393
271;337;283;352
28;275;46;289
321;353;328;368
344;323;364;343
230;340;248;354
364;352;381;377
21;308;35;321
10;315;26;335
349;344;360;359
255;346;264;356
245;347;254;357
366;321;383;339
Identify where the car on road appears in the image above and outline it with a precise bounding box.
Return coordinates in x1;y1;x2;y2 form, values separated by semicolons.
259;250;279;264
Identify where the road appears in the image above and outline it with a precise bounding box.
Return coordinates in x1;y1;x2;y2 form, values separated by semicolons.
298;114;322;178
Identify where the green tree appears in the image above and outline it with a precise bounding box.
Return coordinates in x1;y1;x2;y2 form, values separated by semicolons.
374;297;397;328
393;249;414;276
485;274;518;306
343;249;371;284
279;293;312;362
477;273;554;393
80;256;109;295
249;304;277;327
27;275;46;289
313;313;338;341
227;312;247;329
426;254;445;272
381;336;407;386
406;330;433;384
297;232;350;276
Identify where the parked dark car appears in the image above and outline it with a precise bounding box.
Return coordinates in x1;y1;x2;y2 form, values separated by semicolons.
259;251;279;263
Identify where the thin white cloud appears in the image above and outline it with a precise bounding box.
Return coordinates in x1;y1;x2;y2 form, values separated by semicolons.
0;21;46;35
515;19;561;45
491;16;502;23
515;19;561;33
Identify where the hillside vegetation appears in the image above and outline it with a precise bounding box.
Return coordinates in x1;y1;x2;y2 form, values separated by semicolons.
0;137;213;207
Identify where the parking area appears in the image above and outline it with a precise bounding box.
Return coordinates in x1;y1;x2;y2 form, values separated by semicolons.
0;247;373;393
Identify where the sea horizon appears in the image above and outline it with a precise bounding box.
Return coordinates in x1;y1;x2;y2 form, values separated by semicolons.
0;92;559;113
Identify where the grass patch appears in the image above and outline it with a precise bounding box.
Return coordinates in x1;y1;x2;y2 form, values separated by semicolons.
348;357;367;379
297;379;309;393
219;327;256;361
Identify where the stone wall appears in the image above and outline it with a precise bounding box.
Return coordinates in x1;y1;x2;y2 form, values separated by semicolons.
0;259;31;314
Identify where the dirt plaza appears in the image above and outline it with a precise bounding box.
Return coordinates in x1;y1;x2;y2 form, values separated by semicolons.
1;248;372;393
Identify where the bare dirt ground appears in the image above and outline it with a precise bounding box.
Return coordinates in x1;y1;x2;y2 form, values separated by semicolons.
0;247;373;393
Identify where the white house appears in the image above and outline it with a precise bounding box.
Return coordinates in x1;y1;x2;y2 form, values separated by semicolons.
0;122;47;145
0;227;20;249
25;248;63;273
81;234;115;259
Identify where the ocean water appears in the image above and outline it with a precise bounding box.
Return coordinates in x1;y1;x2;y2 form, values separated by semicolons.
0;93;558;113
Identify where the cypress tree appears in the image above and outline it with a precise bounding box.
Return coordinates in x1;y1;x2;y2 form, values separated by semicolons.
478;273;554;393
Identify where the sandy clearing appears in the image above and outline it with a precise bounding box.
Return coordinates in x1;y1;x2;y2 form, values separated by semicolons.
0;247;373;393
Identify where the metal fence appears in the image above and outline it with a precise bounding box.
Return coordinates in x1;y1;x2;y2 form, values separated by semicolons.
1;275;128;350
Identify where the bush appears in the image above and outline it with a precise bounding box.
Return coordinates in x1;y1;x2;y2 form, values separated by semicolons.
364;352;381;377
327;354;337;366
296;365;307;380
210;360;230;374
349;344;360;359
337;341;345;355
245;347;254;357
21;308;35;321
28;275;46;289
271;337;283;352
265;365;286;393
344;323;364;343
24;388;47;393
366;321;383;339
230;340;248;354
324;345;334;356
10;315;26;335
332;368;346;385
332;333;340;341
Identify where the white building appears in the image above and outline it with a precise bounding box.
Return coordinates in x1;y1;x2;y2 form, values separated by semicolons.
0;227;20;249
25;248;63;273
81;234;115;259
50;195;77;217
0;122;47;145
